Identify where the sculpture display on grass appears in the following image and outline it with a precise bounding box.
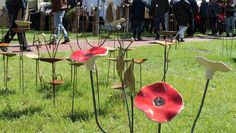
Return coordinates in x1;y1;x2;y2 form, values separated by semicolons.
70;47;108;132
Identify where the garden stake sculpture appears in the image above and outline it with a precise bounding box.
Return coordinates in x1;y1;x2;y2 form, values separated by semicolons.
70;47;108;132
115;36;135;133
12;20;31;94
0;50;16;92
134;82;184;133
38;35;65;107
191;56;231;133
151;41;175;82
67;58;83;120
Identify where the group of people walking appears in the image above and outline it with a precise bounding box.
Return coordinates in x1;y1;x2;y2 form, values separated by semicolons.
131;0;236;41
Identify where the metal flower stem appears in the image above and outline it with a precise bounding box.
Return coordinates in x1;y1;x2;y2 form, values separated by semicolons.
89;70;106;133
121;80;132;133
95;65;101;112
72;64;78;120
158;123;161;133
191;79;210;133
3;56;9;91
130;95;134;133
52;62;56;107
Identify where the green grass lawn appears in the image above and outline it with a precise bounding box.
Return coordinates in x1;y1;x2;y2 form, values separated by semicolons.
0;38;235;132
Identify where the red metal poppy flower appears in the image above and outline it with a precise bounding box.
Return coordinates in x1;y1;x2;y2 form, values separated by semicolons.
70;47;108;70
134;82;183;123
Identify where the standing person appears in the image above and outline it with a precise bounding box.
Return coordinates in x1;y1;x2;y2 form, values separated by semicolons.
173;0;193;42
199;0;208;34
187;0;198;36
51;0;70;44
208;0;221;36
1;0;31;52
131;0;147;41
225;0;236;36
150;0;169;40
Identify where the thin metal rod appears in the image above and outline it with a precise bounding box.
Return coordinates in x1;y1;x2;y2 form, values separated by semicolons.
139;64;142;88
121;81;132;133
3;56;6;91
72;65;77;120
158;123;161;133
131;95;134;133
230;37;233;57
95;65;100;112
6;56;8;90
107;52;111;84
191;79;210;133
52;62;56;107
89;71;106;133
163;46;167;82
21;51;24;94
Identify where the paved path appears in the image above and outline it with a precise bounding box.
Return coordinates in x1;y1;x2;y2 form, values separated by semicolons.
5;35;234;53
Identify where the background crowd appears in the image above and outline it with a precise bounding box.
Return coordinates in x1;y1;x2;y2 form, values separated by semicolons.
130;0;236;41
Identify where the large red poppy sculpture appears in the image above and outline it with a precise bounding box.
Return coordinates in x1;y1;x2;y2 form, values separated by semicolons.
134;82;183;123
70;47;108;133
70;47;108;70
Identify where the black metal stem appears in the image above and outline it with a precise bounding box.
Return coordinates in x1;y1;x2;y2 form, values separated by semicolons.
107;52;111;84
72;65;77;119
158;123;161;133
131;95;134;133
6;57;8;90
89;71;106;133
139;64;142;88
52;62;56;107
162;46;167;82
95;65;100;112
191;79;210;133
121;81;132;133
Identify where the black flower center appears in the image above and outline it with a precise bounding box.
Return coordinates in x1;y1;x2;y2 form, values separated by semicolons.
153;97;165;106
85;53;93;57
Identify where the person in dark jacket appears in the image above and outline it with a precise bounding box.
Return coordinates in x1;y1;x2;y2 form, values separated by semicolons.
208;0;221;35
1;0;31;52
199;0;208;34
150;0;169;40
187;0;198;36
51;0;70;44
131;0;147;40
225;0;236;36
173;0;193;42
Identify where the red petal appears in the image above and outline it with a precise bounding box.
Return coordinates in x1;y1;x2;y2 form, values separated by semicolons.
70;50;92;62
134;82;183;123
89;47;108;56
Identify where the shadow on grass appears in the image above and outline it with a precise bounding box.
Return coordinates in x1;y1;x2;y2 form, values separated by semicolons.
38;80;72;99
69;107;110;122
68;109;93;122
231;58;236;63
0;106;42;120
0;89;16;96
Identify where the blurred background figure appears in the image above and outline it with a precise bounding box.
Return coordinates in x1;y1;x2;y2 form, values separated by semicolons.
225;0;236;36
199;0;208;34
51;0;70;44
131;0;147;40
150;0;169;40
173;0;193;42
208;0;221;36
1;0;31;52
187;0;198;37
